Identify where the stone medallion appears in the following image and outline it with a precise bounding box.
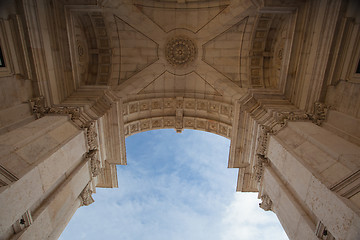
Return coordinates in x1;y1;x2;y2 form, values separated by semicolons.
165;36;197;67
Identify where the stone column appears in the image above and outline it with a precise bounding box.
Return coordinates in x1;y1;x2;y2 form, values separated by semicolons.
264;121;360;240
0;115;91;239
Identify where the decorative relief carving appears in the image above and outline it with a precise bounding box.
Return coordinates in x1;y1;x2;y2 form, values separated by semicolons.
312;102;328;126
85;121;98;151
151;100;163;110
164;118;175;127
80;183;95;206
29;96;47;119
123;98;232;118
184;118;195;128
130;123;140;133
259;194;272;211
197;101;208;111
165;36;197;67
123;98;232;137
140;120;150;130
256;125;272;156
152;118;163;128
86;150;101;177
253;154;269;183
29;96;80;121
274;102;329;127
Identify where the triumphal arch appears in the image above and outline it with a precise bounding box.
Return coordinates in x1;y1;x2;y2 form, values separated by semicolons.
0;0;360;239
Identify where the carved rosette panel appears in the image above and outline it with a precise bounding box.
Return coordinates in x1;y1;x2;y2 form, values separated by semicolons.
165;36;197;67
259;194;272;211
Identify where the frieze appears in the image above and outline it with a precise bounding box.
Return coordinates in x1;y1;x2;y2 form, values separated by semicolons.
123;98;233;118
124;116;231;138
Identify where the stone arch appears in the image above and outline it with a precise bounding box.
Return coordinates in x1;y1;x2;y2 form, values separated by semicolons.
122;97;233;139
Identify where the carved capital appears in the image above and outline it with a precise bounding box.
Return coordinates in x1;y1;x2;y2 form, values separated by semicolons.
86;149;101;177
79;183;94;206
259;194;272;211
253;154;269;183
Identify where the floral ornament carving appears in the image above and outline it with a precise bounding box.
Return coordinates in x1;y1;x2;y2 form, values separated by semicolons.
165;36;197;66
79;183;94;206
86;149;101;177
259;194;272;211
29;96;80;121
253;154;269;183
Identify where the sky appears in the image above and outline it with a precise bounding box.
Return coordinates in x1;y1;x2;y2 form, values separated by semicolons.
60;129;288;240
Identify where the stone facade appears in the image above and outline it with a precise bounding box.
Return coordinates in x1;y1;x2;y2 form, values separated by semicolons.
0;0;360;239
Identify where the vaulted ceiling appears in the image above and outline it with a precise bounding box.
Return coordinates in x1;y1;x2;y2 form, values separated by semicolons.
67;0;295;102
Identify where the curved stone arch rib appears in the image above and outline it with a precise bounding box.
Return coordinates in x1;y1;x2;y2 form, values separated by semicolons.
124;116;232;139
122;97;234;138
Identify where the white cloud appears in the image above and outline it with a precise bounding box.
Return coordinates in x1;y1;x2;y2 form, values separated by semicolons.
60;130;288;240
221;193;288;240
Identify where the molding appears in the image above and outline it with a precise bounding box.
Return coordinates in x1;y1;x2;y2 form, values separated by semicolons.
330;169;360;199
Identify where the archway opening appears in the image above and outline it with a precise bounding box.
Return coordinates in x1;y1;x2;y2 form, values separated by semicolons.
60;129;287;240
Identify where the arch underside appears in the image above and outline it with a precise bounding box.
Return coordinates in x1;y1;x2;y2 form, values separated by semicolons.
123;97;233;139
62;0;298;194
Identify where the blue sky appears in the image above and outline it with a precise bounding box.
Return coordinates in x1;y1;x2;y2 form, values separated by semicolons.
60;129;288;240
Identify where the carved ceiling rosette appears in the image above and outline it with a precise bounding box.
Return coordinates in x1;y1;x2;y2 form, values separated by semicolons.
165;36;197;67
